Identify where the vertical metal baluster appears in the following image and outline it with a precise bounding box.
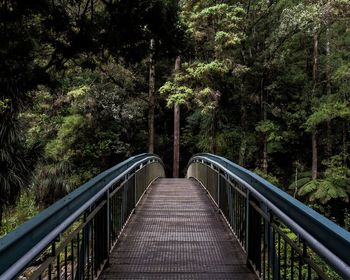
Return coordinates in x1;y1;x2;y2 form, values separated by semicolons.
56;242;60;280
260;218;263;279
242;192;245;246
237;188;240;238
115;194;117;239
298;239;302;280
245;189;250;253
96;211;99;271
307;264;311;280
86;221;91;279
64;246;68;280
119;195;122;233
102;203;106;264
234;188;237;234
267;221;270;280
239;193;244;242
92;218;95;278
291;246;294;280
238;193;241;242
71;239;74;279
283;239;287;280
272;227;275;280
298;254;302;280
111;195;114;242
303;241;309;280
107;190;111;256
77;232;80;280
231;185;234;228
278;232;281;280
48;241;54;280
238;191;240;241
134;171;137;208
263;218;266;280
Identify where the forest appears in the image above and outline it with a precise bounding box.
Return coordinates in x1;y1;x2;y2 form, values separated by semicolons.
0;0;350;238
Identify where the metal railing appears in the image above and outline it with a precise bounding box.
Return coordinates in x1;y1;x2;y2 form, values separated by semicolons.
187;153;350;280
0;154;165;280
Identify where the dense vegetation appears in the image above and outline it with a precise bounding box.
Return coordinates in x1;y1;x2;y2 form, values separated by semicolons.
0;0;350;235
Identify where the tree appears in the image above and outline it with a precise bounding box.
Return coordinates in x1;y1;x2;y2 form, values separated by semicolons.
173;56;181;178
148;39;156;153
0;0;183;226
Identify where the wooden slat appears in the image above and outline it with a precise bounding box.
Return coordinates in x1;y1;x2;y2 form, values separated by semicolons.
101;178;258;280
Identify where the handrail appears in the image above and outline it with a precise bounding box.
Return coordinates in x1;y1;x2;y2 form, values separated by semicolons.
187;153;350;279
0;153;164;279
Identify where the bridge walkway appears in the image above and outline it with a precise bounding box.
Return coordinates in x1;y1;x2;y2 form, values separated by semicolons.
100;178;257;280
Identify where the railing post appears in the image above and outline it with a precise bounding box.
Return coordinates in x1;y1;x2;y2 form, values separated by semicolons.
217;169;220;208
246;197;261;274
134;171;137;209
227;176;234;227
231;177;235;230
245;189;250;253
77;214;90;280
106;190;110;255
266;212;279;280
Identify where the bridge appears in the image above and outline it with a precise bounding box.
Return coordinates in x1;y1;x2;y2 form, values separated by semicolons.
0;154;349;280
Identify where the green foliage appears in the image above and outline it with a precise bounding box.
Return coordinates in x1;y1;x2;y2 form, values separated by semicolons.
0;98;10;113
19;60;151;208
292;177;312;189
254;168;281;186
0;0;184;227
0;192;39;237
159;81;194;107
187;60;230;79
298;155;350;203
33;161;72;207
305;95;350;130
45;114;85;161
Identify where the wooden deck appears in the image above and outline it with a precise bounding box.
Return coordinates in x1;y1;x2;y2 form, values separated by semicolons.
100;178;258;280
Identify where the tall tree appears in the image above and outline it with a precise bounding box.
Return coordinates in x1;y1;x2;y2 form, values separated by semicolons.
148;39;156;153
173;56;181;178
311;31;320;180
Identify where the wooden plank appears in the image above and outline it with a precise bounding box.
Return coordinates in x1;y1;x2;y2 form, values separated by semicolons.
100;178;258;280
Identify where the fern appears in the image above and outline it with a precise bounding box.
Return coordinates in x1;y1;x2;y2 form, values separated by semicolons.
289;177;312;190
299;179;349;204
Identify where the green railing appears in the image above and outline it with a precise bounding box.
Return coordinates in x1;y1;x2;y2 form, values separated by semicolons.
0;154;165;280
187;153;350;280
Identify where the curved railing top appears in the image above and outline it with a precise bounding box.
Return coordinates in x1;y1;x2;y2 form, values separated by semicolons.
0;153;163;277
188;153;350;269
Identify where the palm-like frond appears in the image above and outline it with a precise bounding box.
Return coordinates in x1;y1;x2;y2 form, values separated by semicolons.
33;161;72;207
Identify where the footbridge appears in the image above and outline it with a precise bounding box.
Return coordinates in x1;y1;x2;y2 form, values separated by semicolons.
0;154;349;279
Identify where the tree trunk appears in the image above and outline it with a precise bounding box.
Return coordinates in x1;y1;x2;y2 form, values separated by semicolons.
239;83;247;166
173;56;181;178
211;110;217;154
312;131;318;180
0;205;3;229
311;32;319;180
263;140;268;173
210;90;221;154
326;120;332;157
343;121;348;164
148;39;156;153
261;77;268;173
325;26;332;156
